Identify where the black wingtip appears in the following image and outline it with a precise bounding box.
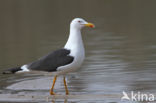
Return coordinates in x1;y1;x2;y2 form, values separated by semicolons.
2;67;22;74
2;71;14;74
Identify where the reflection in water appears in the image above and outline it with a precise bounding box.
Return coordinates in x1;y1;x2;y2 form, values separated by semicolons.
67;75;87;94
51;98;68;103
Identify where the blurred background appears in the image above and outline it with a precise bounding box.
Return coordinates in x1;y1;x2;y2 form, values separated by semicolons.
0;0;156;103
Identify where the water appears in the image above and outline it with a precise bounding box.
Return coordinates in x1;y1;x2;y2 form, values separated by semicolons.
0;0;156;103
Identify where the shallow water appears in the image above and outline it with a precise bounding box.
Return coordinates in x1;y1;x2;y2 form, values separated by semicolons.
0;0;156;103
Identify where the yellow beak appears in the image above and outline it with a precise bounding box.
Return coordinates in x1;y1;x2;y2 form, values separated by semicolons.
85;23;95;28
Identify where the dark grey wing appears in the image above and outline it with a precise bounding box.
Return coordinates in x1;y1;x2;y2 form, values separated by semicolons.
27;48;74;72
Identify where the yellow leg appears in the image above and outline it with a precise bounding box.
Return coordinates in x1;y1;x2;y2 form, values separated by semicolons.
63;76;69;95
50;75;57;95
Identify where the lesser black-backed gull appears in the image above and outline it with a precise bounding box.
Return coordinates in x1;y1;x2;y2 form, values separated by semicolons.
3;18;95;95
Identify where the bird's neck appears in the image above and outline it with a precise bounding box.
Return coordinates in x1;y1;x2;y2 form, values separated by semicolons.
64;27;84;50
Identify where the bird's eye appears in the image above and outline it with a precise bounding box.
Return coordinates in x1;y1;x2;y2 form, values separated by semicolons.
78;21;81;23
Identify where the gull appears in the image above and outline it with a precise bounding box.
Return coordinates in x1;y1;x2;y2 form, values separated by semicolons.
3;18;95;95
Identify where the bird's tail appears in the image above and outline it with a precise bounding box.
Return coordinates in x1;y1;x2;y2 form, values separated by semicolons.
2;67;22;74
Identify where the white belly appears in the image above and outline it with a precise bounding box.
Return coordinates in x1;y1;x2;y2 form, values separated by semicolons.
57;48;85;74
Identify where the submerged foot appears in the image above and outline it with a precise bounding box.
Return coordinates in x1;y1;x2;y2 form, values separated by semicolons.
50;89;56;95
65;91;69;95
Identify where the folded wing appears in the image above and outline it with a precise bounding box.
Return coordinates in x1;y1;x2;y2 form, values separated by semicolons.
27;48;74;72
